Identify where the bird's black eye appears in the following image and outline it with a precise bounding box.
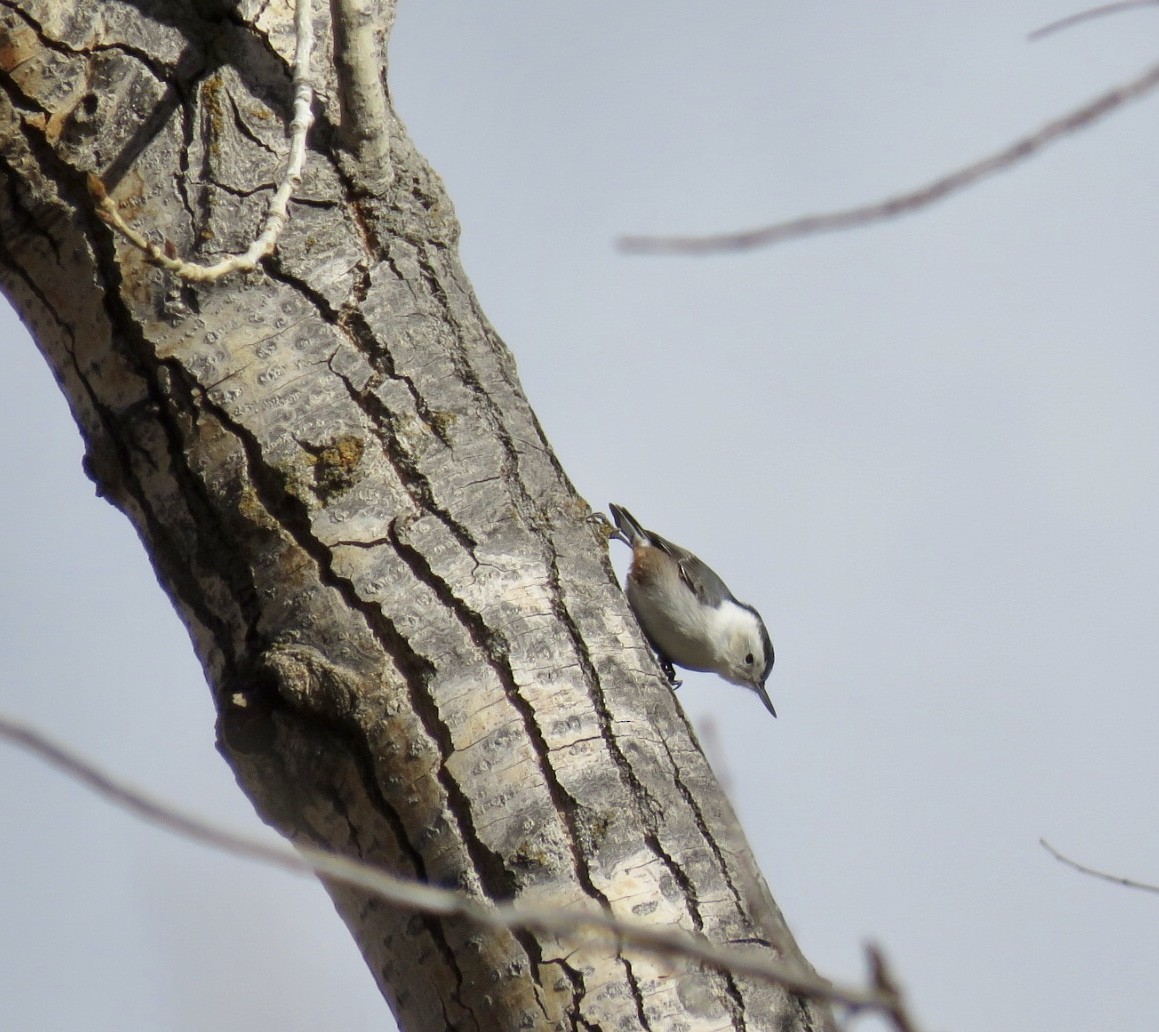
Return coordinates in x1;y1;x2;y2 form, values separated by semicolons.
745;652;754;665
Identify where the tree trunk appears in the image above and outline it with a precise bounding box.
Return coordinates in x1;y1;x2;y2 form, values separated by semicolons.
0;2;832;1029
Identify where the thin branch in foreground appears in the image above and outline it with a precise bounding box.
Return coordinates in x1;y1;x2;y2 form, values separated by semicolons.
92;0;316;282
1040;838;1159;895
1028;1;1159;40
0;713;923;1029
618;57;1159;255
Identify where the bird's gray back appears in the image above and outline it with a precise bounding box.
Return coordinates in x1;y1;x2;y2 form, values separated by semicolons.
651;535;733;609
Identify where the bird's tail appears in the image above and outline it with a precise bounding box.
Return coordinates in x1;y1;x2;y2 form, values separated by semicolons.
608;503;648;546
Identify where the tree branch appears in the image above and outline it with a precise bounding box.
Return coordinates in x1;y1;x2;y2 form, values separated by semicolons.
618;57;1159;255
1028;1;1159;40
329;0;394;193
1040;838;1159;895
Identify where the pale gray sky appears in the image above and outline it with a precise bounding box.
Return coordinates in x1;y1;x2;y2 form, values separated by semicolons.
3;4;1158;1030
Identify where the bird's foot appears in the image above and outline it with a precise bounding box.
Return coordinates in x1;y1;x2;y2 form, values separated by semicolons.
587;510;628;545
659;657;682;689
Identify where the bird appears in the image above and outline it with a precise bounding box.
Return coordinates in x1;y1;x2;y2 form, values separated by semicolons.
607;503;776;717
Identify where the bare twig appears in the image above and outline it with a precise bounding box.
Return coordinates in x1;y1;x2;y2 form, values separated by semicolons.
92;0;316;281
1040;838;1159;895
0;712;923;1025
1029;1;1159;40
619;58;1159;255
866;944;924;1032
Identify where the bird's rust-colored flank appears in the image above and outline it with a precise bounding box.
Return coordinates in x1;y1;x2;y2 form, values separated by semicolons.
628;543;668;588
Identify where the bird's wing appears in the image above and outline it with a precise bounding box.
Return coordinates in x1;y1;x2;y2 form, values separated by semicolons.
677;555;733;607
648;533;732;607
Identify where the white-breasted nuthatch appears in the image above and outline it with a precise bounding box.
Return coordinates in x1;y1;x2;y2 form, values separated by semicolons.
608;503;776;717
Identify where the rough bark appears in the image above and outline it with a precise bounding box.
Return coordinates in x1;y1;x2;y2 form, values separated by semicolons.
0;2;833;1030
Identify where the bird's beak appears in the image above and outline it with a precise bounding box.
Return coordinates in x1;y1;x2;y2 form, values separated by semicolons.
753;679;777;718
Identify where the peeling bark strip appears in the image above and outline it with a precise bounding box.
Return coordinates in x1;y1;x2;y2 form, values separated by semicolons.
0;3;833;1030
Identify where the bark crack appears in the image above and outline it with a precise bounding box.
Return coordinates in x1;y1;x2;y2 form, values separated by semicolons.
557;958;600;1032
175;63;199;239
388;519;604;893
0;63;50;119
142;366;270;668
339;255;459;439
660;723;754;923
190;368;437;682
386;516;607;1013
192;376;535;1017
322;265;482;553
224;87;279;155
621;956;656;1032
282;702;474;1024
0;2;164;76
0;207;63;316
